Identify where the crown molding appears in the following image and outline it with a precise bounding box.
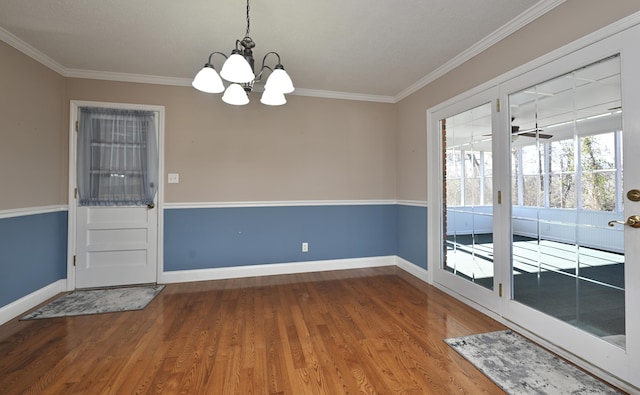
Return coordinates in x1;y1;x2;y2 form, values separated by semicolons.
292;88;395;103
65;70;396;103
64;68;193;86
0;26;66;75
394;0;566;102
0;24;394;103
0;0;563;105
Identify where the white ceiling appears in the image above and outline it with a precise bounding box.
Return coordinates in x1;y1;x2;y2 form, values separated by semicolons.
0;0;563;102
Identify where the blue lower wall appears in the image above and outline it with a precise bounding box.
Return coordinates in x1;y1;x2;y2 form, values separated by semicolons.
0;211;67;306
396;205;428;270
164;205;398;271
0;204;428;310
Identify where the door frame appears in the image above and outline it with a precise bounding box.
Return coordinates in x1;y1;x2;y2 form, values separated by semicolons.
67;100;165;291
427;17;640;390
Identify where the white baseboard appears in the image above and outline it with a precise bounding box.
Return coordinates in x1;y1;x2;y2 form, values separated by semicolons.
0;280;66;325
161;256;396;284
395;256;430;283
0;258;396;324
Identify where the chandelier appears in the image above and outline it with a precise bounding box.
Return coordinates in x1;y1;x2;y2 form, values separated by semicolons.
192;0;294;106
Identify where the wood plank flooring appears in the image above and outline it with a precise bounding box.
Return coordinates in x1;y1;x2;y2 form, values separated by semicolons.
0;267;509;394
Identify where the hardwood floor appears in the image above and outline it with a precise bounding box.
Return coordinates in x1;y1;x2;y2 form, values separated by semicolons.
0;267;509;394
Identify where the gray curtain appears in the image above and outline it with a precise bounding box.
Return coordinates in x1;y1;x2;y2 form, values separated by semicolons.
77;107;158;206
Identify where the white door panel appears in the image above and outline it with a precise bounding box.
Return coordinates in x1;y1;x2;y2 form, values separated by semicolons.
72;103;160;289
76;205;157;288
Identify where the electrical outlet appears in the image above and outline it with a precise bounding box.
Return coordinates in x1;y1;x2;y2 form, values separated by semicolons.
302;242;309;252
168;173;180;184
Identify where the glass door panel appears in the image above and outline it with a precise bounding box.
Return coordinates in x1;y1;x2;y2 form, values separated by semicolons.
509;56;625;347
443;102;494;290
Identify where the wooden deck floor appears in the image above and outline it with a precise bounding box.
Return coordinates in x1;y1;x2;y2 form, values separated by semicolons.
0;267;509;394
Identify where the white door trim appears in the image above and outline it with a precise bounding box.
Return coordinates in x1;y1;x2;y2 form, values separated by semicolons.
67;100;165;291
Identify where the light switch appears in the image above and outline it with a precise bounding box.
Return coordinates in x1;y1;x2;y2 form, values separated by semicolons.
168;173;180;184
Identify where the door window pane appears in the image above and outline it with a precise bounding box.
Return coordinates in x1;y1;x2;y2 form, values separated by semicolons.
78;108;158;206
581;132;617;211
521;145;544;207
509;56;624;347
442;102;494;290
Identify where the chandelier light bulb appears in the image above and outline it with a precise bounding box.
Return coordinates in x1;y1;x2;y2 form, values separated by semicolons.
192;65;225;93
264;67;294;94
222;83;250;105
260;89;287;106
220;52;255;83
193;0;294;105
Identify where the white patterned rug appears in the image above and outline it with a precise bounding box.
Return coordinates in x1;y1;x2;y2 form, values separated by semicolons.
445;330;621;394
21;285;164;320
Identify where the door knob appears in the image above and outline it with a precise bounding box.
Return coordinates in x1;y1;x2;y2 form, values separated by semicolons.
608;215;640;228
628;189;640;202
147;203;155;209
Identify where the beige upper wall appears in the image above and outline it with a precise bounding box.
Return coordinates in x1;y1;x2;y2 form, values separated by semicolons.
1;34;396;210
66;79;396;203
0;41;66;210
395;0;640;202
9;0;636;210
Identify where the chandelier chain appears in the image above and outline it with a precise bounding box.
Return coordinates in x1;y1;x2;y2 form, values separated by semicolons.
246;0;251;37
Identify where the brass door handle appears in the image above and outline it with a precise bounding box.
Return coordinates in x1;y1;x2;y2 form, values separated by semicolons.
628;189;640;202
608;215;640;228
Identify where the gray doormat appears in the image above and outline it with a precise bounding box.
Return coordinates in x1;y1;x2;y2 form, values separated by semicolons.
445;330;621;394
21;285;164;320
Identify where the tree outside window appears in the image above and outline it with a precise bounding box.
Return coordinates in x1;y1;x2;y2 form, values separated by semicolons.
581;133;616;211
548;139;576;209
512;130;621;212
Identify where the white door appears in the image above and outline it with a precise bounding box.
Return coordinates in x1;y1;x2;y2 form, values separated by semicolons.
429;25;640;388
500;27;640;388
430;87;502;313
71;103;161;289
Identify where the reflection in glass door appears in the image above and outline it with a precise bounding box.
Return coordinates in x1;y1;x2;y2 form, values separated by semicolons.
509;56;625;347
442;102;494;290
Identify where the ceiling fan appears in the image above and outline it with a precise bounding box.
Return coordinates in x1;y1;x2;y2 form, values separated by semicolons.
511;117;552;139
